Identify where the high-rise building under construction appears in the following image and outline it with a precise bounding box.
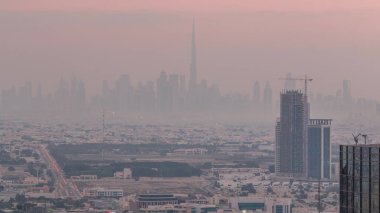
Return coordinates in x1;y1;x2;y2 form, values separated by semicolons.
276;88;332;179
275;90;307;177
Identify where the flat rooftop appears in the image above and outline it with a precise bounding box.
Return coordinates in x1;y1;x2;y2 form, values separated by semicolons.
340;144;380;147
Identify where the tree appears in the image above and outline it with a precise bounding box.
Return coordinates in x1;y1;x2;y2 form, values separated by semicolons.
0;199;12;209
32;153;40;160
52;199;65;208
268;164;275;173
15;194;27;204
299;190;308;199
20;149;33;156
188;194;197;199
266;186;274;194
241;183;256;194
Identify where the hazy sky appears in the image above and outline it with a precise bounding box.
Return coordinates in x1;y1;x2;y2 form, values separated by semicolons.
1;0;380;99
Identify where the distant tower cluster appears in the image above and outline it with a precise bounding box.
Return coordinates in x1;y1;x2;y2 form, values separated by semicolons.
1;77;86;117
263;81;273;109
252;81;260;105
275;80;332;180
250;81;273;112
342;80;351;103
0;19;278;119
284;73;296;90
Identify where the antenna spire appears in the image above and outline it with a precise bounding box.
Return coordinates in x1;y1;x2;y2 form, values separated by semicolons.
189;17;197;92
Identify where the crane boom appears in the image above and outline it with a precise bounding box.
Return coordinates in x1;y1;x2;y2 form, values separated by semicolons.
279;75;313;100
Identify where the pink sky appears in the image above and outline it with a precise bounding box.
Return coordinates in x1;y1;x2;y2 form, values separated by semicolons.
2;0;380;12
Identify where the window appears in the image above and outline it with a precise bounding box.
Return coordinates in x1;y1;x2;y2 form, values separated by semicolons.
371;194;379;211
354;177;361;194
362;179;369;194
371;148;379;158
347;192;353;207
362;147;369;161
354;160;360;177
355;147;361;160
362;195;369;212
362;163;370;178
371;181;379;195
354;196;360;212
371;161;379;178
340;191;347;207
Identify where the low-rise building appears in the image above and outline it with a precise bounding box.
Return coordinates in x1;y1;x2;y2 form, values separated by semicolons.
137;194;178;209
84;187;124;198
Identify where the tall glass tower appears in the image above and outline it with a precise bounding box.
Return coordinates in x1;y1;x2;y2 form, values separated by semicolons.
340;144;380;212
307;119;332;179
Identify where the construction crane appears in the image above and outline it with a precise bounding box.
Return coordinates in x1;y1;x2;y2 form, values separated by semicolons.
352;133;361;146
362;134;368;145
279;75;313;99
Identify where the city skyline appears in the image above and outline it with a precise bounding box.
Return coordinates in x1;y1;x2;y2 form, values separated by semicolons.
1;1;379;213
2;5;380;100
2;20;376;122
2;71;379;123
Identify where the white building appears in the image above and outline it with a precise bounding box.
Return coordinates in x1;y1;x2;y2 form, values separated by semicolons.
84;187;124;198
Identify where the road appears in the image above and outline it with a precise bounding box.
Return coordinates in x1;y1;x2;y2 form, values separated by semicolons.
38;145;82;199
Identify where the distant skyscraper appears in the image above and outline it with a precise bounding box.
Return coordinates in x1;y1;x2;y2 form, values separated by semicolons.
188;19;197;94
340;144;379;212
179;74;186;95
37;83;42;100
275;90;306;177
252;81;261;105
116;74;133;110
146;81;155;108
342;80;351;103
307;119;332;180
169;74;180;110
102;80;109;98
77;80;86;108
56;78;69;105
284;73;296;90
157;70;173;112
263;81;272;109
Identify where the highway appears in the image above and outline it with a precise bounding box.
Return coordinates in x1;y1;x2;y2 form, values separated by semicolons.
38;145;82;199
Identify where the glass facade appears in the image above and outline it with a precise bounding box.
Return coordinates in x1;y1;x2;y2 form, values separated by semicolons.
307;119;331;180
272;204;291;213
237;202;265;211
323;127;331;178
340;145;380;213
308;127;322;179
275;206;283;213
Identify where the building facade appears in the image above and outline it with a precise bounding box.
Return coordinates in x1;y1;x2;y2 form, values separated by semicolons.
137;194;179;209
271;201;292;213
307;119;332;179
84;187;124;198
276;90;306;177
340;144;380;212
